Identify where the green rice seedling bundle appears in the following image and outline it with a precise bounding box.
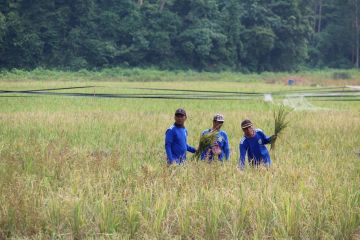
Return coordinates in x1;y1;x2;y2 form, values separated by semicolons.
271;104;291;150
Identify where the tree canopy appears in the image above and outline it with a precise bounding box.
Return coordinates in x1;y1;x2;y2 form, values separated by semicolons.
0;0;359;72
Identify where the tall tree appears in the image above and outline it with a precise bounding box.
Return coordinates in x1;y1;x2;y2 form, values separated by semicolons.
219;0;244;69
268;0;312;71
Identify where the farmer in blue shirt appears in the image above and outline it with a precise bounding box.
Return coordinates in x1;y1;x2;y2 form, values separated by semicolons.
239;119;276;169
200;114;230;162
165;108;196;165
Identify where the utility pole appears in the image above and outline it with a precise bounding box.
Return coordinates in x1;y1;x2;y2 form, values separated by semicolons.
159;0;166;12
317;0;322;33
355;0;359;68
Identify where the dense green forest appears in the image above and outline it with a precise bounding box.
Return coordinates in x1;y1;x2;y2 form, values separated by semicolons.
0;0;359;72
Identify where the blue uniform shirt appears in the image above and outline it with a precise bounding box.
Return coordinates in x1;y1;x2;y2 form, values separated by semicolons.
239;129;272;168
200;129;230;161
165;124;196;165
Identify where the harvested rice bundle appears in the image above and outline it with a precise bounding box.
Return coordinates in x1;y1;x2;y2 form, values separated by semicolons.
271;104;292;150
193;131;218;160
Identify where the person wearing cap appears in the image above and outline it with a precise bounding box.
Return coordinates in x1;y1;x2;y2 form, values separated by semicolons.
200;114;230;162
165;108;196;165
239;119;276;169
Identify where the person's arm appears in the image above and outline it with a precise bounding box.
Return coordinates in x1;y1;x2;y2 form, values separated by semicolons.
165;129;174;164
223;133;230;160
187;144;196;153
259;130;272;145
239;138;247;169
186;129;196;153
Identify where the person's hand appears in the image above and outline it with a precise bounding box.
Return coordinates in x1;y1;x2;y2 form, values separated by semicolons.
212;145;222;155
270;134;277;142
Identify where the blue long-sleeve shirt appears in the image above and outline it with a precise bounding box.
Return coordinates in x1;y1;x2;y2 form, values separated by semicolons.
239;129;272;169
200;129;230;161
165;124;196;165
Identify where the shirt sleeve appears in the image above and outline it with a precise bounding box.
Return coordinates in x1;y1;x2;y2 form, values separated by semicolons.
239;138;247;169
186;129;196;153
223;133;230;160
165;129;174;164
187;145;196;153
259;130;272;145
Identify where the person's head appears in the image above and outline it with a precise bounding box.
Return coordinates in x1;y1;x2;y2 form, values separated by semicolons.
212;113;224;130
241;119;255;137
174;108;187;126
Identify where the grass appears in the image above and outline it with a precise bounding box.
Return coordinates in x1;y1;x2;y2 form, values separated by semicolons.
1;67;360;85
0;71;359;239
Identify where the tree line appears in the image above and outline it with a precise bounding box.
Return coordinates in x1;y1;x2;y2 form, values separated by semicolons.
0;0;359;72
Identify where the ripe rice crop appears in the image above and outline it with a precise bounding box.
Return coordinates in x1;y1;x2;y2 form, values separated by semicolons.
0;75;359;239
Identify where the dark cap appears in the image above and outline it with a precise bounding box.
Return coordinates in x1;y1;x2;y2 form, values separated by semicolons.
213;113;224;122
175;108;186;116
241;119;253;129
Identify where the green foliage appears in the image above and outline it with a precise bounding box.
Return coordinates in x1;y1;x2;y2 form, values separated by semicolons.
0;0;358;71
309;0;360;68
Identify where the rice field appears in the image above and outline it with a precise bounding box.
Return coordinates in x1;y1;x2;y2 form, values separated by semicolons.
0;72;359;239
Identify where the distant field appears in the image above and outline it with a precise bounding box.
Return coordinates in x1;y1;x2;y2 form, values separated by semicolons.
0;71;359;239
1;67;360;85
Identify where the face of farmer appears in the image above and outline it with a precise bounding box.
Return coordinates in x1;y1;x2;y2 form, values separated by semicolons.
243;126;255;138
213;121;223;131
174;114;186;126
